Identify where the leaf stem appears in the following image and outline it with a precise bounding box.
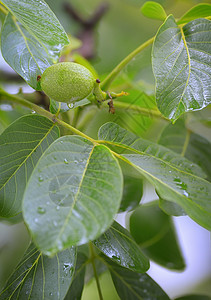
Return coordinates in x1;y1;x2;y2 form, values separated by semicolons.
0;4;7;15
0;89;96;144
101;37;154;91
89;242;104;300
181;129;191;157
103;100;168;120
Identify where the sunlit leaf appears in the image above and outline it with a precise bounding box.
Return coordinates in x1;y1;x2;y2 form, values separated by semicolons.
98;122;211;231
23;136;123;256
130;201;185;270
152;16;211;121
105;257;170;300
178;4;211;25
93;221;149;273
141;1;167;21
0;243;76;300
0;115;59;218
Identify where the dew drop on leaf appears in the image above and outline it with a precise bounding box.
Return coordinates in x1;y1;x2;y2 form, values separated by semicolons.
37;206;46;214
38;175;44;182
64;158;68;164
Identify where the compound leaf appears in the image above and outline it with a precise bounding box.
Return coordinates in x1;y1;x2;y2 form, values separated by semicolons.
0;115;59;218
23;136;123;256
93;221;149;273
0;243;76;300
152;16;211;121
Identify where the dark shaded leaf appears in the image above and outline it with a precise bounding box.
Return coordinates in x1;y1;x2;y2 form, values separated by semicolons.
120;174;143;212
65;252;87;300
105;257;170;300
130;201;185;270
175;295;211;300
0;243;76;300
93;221;150;273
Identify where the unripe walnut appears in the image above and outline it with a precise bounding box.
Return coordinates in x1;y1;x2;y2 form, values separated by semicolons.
41;62;95;103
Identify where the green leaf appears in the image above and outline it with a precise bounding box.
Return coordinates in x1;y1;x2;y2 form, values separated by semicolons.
1;13;51;90
98;122;211;231
130;201;185;270
152;16;211;121
0;0;69;89
0;243;76;300
175;295;211;300
65;252;87;300
159;198;186;216
120;174;143;212
23;136;123;256
158;119;211;182
141;1;167;21
98;122;205;178
0;115;59;218
105;257;170;300
93;221;150;273
178;3;211;25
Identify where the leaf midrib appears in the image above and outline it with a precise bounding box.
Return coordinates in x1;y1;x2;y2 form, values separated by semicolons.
54;145;96;248
98;139;206;181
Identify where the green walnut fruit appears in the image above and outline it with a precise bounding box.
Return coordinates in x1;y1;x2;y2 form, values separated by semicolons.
40;62;96;103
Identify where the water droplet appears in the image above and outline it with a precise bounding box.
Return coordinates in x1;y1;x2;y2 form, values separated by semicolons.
64;158;68;164
74;160;78;164
63;263;73;276
38;175;43;182
56;206;60;211
169;170;172;173
183;190;189;197
37;206;46;214
112;255;121;263
46;201;50;205
34;218;39;223
53;221;58;227
53;156;57;160
68;103;74;109
49;292;53;296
